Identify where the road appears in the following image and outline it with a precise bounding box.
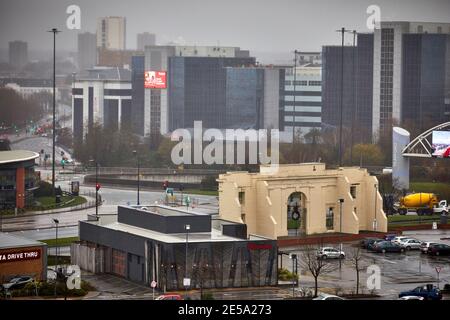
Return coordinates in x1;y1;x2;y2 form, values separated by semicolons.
12;136;72;164
1;185;218;233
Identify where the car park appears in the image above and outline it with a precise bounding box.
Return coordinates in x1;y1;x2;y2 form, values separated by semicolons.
372;241;405;253
399;284;442;300
420;242;438;254
427;243;450;256
316;247;345;259
312;293;345;300
399;238;422;250
1;276;34;291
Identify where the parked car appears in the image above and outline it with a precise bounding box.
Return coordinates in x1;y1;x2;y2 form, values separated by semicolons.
420;242;438;254
384;234;397;241
360;238;380;249
372;241;405;253
399;296;425;300
427;243;450;256
155;294;183;300
316;247;345;259
399;284;442;300
367;239;385;251
1;276;34;290
392;236;409;244
313;293;345;300
399;238;422;250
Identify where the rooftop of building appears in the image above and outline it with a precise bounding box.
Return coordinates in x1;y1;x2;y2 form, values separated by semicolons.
0;232;46;250
0;150;39;165
129;204;211;217
76;67;131;81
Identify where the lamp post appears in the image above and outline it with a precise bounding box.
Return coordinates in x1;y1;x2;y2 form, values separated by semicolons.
184;224;190;296
350;30;357;165
336;27;348;167
53;218;59;296
374;184;378;231
290;253;297;297
89;159;99;219
47;28;60;199
133;150;140;205
338;199;344;270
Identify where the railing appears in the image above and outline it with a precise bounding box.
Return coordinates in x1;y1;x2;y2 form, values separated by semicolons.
63;166;224;176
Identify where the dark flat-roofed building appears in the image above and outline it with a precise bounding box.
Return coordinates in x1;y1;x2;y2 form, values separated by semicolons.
72;205;277;290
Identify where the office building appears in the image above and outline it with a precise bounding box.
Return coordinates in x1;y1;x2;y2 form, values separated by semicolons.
97;16;126;50
8;41;28;69
98;49;143;68
72;67;131;141
137;32;156;51
321;33;374;143
372;21;450;138
71;205;277;290
281;63;322;141
218;163;387;239
77;32;97;71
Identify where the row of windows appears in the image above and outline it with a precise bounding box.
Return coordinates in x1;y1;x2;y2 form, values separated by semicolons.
284;106;321;112
285;80;322;86
284;116;321;123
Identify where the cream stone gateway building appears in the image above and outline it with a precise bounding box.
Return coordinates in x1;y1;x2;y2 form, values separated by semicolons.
218;163;387;239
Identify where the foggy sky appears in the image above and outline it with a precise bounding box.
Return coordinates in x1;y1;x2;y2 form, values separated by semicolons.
1;0;449;61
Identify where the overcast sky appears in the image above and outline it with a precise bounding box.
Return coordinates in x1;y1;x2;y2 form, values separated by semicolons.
1;0;449;58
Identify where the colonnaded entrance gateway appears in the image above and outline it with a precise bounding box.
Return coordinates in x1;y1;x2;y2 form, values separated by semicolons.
218;163;388;239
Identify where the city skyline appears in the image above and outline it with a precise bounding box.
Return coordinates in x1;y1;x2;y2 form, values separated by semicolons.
1;0;450;64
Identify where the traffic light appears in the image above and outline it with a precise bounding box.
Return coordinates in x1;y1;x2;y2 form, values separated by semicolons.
96;183;101;191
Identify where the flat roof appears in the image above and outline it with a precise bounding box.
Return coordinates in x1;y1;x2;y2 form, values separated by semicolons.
88;218;268;244
0;150;39;165
0;232;46;250
128;205;214;217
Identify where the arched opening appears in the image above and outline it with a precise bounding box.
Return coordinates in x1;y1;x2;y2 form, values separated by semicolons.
287;192;306;236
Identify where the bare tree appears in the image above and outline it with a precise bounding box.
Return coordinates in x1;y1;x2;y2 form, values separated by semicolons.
299;245;337;297
347;247;367;295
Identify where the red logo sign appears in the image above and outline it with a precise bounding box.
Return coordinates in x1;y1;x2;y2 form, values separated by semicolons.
144;71;167;89
247;243;273;250
0;249;41;263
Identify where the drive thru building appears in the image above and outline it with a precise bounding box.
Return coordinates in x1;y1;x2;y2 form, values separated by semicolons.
0;232;47;283
71;205;277;291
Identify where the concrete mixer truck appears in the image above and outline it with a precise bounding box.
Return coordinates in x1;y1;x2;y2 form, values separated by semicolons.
396;193;448;216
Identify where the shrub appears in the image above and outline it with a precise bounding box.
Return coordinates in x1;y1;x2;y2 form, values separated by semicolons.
34;180;54;197
278;268;298;281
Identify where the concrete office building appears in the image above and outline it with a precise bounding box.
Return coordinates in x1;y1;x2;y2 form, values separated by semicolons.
72;67;131;140
97;16;126;50
218;163;387;239
372;21;450;138
281;63;322;141
77;32;97;71
0;233;47;283
98;49;143;68
0;150;39;209
137;32;156;51
9;41;28;69
71;205;277;290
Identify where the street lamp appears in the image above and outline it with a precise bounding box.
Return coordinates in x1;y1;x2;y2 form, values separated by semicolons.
89;159;99;219
133;150;140;205
374;184;378;231
53;218;59;296
338;199;344;270
289;253;297;297
184;224;190;296
47;28;61;199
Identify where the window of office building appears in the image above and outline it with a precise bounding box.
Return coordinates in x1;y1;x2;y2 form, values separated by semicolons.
238;191;245;205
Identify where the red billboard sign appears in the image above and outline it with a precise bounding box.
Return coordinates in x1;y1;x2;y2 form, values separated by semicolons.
0;249;41;263
144;71;167;89
247;243;273;250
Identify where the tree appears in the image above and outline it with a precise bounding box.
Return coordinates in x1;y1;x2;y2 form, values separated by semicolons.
299;245;336;297
344;143;385;166
347;247;367;295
